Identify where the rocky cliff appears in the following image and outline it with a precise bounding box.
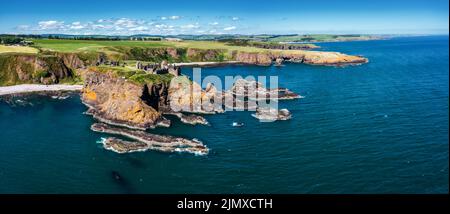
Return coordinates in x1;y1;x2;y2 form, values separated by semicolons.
80;66;220;130
233;50;368;66
1;45;368;86
0;53;75;86
81;69;169;129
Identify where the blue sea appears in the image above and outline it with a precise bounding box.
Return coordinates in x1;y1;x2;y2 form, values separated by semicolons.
0;36;448;193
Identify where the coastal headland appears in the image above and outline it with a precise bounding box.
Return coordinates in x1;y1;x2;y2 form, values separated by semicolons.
0;37;369;155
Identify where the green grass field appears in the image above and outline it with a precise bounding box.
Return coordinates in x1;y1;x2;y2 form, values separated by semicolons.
31;39;268;53
268;34;377;42
91;65;174;85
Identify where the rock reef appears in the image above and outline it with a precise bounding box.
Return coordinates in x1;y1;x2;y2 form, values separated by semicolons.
252;108;292;122
92;123;209;155
230;79;303;100
165;112;209;126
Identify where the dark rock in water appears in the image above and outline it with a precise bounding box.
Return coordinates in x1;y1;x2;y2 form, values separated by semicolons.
273;88;303;100
110;170;136;193
166;112;209;125
111;171;122;181
180;114;209;125
229;79;302;101
92;123;209;155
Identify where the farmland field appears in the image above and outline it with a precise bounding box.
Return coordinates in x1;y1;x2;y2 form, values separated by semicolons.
31;39;268;53
0;45;39;54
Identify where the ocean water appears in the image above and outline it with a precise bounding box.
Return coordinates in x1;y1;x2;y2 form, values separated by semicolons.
0;36;448;193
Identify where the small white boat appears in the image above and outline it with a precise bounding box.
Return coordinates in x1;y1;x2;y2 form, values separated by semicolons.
232;122;244;127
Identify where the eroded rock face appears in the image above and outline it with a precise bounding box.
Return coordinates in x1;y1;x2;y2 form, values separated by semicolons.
81;68;223;130
168;76;221;114
58;53;86;69
0;54;74;85
82;70;164;129
234;52;273;66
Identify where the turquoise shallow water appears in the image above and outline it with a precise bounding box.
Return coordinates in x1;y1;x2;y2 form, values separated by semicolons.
0;36;448;193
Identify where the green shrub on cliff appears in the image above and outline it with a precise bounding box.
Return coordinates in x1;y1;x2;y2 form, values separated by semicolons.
0;54;36;86
89;65;173;85
32;70;50;79
0;54;18;85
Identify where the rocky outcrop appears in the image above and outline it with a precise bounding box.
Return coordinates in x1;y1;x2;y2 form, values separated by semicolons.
166;112;209;125
233;52;273;65
278;51;368;66
233;50;368;66
58;53;86;69
252;108;292;122
92;123;209;155
230;79;302;101
168;76;222;114
81;70;167;130
81;68;218;129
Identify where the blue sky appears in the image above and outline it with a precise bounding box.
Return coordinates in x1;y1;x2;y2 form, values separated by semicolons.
0;0;448;35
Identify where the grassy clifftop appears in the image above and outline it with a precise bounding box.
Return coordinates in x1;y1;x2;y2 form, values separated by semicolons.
89;65;174;85
0;38;368;86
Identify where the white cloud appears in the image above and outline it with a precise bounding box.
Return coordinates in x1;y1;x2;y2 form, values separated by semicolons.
114;18;137;28
23;16;245;35
91;24;105;30
38;20;65;30
223;26;236;31
130;26;149;31
232;17;239;21
181;23;200;29
70;22;85;30
70;25;85;30
155;24;168;29
96;19;113;24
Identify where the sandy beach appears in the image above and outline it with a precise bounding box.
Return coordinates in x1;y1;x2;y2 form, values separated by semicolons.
0;84;83;96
